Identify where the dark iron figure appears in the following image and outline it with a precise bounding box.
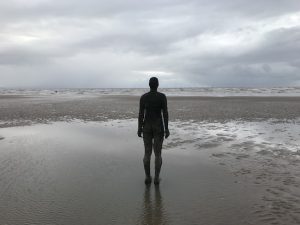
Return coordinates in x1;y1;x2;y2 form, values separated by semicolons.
138;77;169;185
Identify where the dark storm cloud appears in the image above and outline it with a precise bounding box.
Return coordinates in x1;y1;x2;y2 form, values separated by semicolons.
0;0;300;87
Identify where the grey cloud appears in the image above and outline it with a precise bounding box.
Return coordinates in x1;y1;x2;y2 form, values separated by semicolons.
0;47;61;65
1;0;300;21
73;21;200;56
166;26;300;87
237;27;300;64
0;0;300;87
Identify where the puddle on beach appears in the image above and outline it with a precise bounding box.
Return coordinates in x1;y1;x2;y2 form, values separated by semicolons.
0;119;299;224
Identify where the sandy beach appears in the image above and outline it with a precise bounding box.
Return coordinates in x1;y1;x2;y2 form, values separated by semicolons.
0;93;300;224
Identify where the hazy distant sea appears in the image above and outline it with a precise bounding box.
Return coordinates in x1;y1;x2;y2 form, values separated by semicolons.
1;87;300;97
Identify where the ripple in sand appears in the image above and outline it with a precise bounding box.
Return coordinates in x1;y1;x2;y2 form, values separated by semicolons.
197;141;222;149
211;153;227;158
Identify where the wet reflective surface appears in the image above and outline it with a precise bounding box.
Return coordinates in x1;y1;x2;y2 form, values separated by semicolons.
0;120;263;224
138;185;168;225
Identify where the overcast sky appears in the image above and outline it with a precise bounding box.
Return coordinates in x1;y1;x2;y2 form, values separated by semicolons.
0;0;300;88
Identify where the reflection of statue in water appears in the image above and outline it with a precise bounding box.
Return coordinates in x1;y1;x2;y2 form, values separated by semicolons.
138;185;168;225
138;77;169;185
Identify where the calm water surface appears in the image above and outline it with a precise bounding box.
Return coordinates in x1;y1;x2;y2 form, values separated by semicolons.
0;120;258;225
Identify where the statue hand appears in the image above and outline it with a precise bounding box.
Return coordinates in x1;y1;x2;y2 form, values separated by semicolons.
165;129;170;139
137;129;143;138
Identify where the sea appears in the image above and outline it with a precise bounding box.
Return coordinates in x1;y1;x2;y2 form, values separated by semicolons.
1;87;300;97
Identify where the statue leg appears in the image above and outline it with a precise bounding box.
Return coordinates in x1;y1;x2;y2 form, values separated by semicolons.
143;133;153;184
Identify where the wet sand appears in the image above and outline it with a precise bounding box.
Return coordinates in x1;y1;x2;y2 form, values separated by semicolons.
0;94;300;224
0;120;260;225
1;95;300;127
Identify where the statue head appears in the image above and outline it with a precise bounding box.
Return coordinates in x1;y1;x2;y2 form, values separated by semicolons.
149;77;159;90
